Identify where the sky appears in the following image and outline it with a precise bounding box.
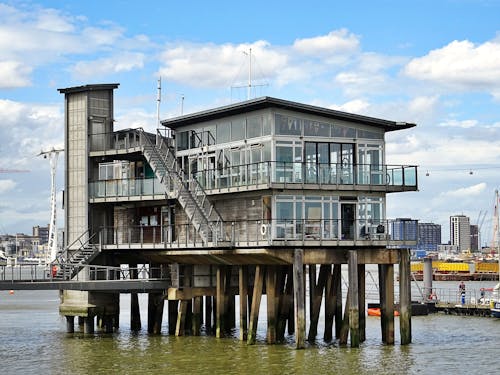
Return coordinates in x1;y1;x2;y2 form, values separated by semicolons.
0;0;499;246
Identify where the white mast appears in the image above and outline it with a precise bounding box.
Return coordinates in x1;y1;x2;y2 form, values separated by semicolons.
248;48;252;100
156;77;161;144
38;147;63;265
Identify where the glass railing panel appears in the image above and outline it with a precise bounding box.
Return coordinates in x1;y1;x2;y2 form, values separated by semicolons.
404;166;417;186
100;218;418;248
389;167;403;186
188;162;417;190
89;178;167;199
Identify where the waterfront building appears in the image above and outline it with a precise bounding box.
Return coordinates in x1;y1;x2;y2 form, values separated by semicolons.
418;222;441;252
57;84;418;347
450;215;471;252
392;218;418;247
470;224;479;251
33;225;50;245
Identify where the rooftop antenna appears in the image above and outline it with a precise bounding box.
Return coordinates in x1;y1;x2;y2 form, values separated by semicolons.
38;147;63;266
181;94;184;115
243;48;252;100
231;48;268;102
156;77;161;144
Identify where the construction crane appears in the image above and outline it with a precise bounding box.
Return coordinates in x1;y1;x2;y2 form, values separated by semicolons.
38;147;64;265
0;168;30;173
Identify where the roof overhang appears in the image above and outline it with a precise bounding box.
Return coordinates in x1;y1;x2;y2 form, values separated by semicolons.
58;83;120;94
161;96;416;133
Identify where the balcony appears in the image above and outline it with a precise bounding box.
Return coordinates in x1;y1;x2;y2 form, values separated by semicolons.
89;177;169;202
88;129;160;156
98;218;418;250
193;161;417;193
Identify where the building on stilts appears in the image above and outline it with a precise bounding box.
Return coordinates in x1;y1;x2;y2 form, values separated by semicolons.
58;84;417;347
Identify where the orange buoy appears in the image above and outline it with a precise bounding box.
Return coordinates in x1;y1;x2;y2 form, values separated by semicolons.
367;307;399;317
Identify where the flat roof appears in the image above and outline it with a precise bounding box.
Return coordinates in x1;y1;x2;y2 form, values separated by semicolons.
58;83;120;94
161;96;416;132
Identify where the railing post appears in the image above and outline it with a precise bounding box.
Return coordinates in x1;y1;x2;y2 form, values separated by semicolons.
231;221;235;246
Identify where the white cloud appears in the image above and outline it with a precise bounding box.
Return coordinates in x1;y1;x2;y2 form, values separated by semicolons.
0;3;151;85
35;8;76;32
439;119;478;128
403;39;500;92
0;99;63;166
440;183;487;198
159;41;287;88
0;179;16;194
329;99;371;114
292;29;359;56
72;52;145;79
0;61;32;88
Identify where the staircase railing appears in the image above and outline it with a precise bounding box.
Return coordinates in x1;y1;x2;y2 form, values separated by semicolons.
137;128;226;245
53;229;101;280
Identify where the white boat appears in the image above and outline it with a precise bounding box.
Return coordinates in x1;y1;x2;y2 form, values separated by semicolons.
0;250;7;266
489;190;500;318
491;283;500;318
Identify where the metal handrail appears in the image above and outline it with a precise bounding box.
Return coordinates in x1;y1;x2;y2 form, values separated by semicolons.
98;218;418;248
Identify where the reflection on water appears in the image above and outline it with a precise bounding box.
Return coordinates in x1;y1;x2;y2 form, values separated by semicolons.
1;284;499;374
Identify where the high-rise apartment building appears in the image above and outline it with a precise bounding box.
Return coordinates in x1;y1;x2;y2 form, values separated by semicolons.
418;222;441;251
450;215;470;252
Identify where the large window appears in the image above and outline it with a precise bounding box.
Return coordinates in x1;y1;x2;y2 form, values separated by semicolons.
247;116;262;138
275;114;302;135
275;141;302;183
305;142;355;184
275;195;339;239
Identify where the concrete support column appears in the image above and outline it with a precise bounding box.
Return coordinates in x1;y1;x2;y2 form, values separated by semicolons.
379;264;395;344
216;266;227;338
168;300;178;335
247;265;264;345
323;265;334;341
83;316;94;334
239;265;248;341
423;256;433;299
348;250;360;347
266;265;278;344
293;249;305;349
130;263;141;331
333;264;342;339
358;263;366;343
205;296;212;334
66;316;75;333
192;296;202;336
399;248;412;345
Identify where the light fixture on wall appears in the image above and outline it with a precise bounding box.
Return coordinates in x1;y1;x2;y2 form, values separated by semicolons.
425;170;430;177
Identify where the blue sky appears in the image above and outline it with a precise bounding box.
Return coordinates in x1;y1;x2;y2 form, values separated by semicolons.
1;0;500;245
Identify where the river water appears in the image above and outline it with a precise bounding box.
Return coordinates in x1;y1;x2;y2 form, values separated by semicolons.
1;279;499;374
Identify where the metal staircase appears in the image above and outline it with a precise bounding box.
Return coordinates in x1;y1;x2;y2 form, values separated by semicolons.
52;230;101;280
138;129;226;245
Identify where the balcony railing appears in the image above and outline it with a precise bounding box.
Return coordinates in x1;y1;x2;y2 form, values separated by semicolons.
193;161;417;190
98;218;418;249
89;177;168;199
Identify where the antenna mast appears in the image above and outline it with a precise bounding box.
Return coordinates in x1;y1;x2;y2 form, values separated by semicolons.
231;48;267;102
247;48;252;100
38;147;63;265
156;77;161;144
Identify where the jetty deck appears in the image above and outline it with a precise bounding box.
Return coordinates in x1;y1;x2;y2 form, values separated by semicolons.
434;302;492;316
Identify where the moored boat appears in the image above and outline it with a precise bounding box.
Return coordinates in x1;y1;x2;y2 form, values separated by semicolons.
490;283;500;318
0;251;7;266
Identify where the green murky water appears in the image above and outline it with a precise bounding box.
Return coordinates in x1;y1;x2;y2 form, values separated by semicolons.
1;285;499;374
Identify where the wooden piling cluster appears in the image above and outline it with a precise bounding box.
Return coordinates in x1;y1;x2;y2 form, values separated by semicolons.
62;248;412;348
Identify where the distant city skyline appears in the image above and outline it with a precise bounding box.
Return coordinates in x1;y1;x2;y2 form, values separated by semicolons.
1;1;499;245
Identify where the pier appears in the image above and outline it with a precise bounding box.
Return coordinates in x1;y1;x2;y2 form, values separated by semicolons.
0;83;422;348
